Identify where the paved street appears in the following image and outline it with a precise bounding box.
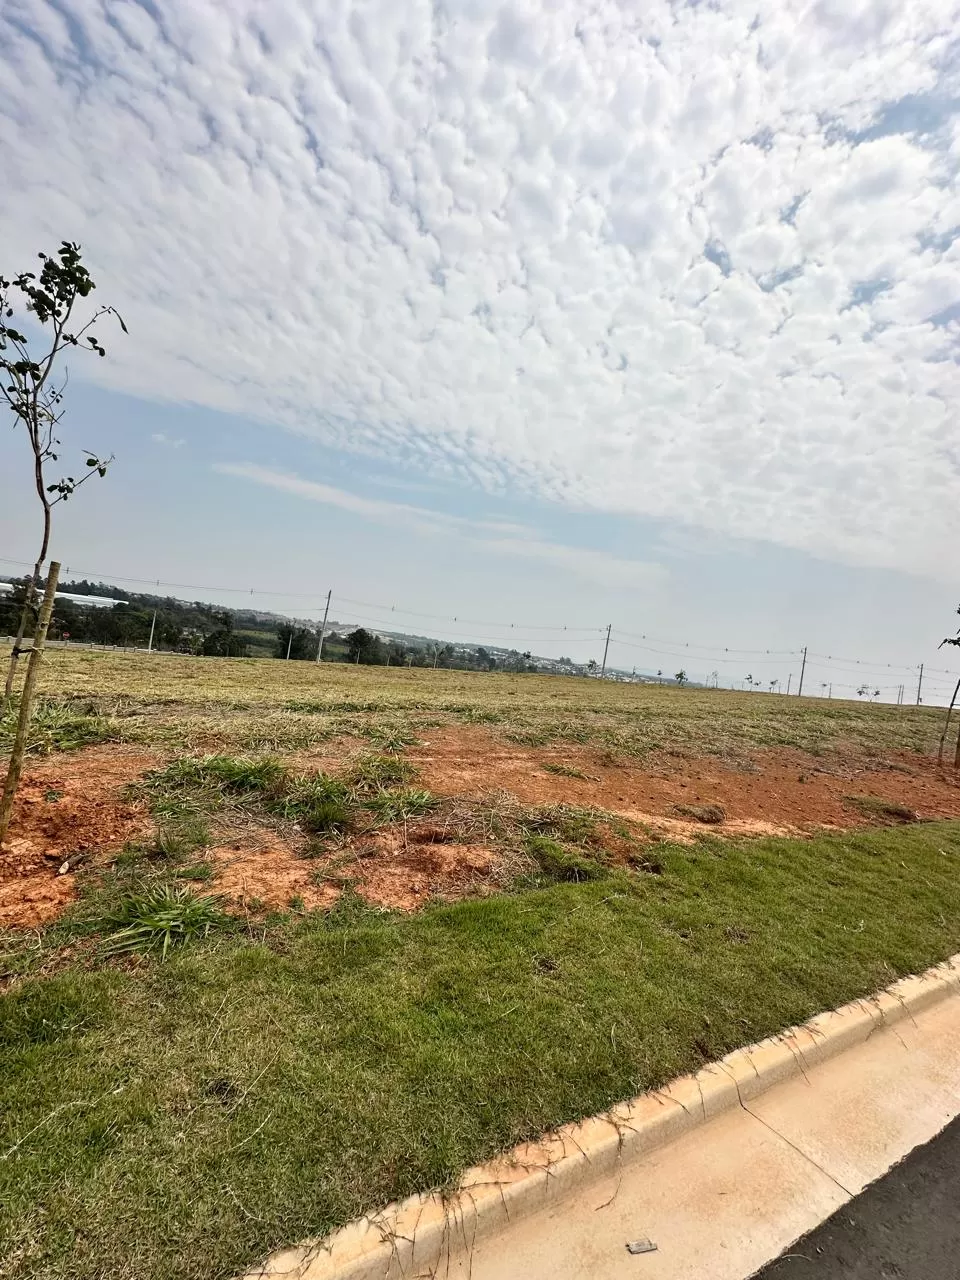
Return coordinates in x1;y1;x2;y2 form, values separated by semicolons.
755;1116;960;1279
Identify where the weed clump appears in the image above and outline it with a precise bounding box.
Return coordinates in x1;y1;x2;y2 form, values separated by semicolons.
844;795;918;824
0;697;113;756
673;803;726;825
522;835;610;884
102;884;231;959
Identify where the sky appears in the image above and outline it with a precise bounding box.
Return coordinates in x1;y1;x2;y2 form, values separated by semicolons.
1;0;960;699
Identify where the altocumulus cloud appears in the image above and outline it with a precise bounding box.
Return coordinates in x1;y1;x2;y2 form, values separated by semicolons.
2;0;960;578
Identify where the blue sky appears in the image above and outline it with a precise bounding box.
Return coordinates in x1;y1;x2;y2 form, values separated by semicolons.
1;0;960;699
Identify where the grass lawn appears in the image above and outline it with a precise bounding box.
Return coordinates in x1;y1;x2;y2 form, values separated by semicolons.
3;650;960;1278
5;818;960;1280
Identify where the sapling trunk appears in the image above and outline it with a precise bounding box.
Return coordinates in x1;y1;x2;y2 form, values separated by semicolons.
0;562;60;846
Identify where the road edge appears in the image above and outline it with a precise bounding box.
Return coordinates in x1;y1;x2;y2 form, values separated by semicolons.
248;953;960;1280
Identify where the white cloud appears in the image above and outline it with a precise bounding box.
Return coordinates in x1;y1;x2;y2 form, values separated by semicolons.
151;432;184;449
216;461;664;588
2;0;960;579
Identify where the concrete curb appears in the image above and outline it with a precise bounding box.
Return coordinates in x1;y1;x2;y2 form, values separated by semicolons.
247;954;960;1280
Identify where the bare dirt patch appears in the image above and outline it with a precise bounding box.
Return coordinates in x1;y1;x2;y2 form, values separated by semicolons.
0;746;157;929
208;833;340;915
322;829;499;911
408;727;960;833
208;822;500;915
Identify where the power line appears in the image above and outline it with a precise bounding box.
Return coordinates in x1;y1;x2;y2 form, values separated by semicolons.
613;627;802;656
0;556;603;636
806;651;922;674
329;607;585;647
3;551;958;682
608;636;798;666
336;594;605;633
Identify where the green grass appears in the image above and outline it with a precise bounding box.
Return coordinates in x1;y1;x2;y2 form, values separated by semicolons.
5;820;960;1280
102;884;232;959
144;753;435;838
363;787;438;822
843;794;919;823
0;696;114;756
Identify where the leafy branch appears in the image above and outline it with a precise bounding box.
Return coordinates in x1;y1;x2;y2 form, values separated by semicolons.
1;241;126;703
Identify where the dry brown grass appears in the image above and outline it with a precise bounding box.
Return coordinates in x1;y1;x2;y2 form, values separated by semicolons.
15;646;948;763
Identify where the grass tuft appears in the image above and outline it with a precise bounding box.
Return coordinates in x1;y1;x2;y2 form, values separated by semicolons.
101;884;231;959
673;803;726;825
363;787;438;822
0;697;114;756
155;755;286;796
844;795;919;823
345;755;418;792
522;834;610;884
541;761;595;780
154;813;210;859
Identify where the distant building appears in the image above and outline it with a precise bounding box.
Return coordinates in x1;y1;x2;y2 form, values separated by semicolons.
0;582;122;609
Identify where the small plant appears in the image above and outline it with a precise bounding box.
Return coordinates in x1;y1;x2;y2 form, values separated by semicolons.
102;884;229;959
1;242;125;706
177;862;214;882
541;762;594;780
346;755;417;792
155;814;210;859
364;787;438;821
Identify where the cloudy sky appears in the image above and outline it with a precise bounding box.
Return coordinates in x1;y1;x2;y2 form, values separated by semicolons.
2;0;960;696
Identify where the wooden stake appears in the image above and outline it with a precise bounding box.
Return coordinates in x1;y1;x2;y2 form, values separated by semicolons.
0;562;60;846
937;674;960;767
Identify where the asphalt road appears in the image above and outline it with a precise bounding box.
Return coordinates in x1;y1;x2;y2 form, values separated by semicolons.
753;1114;960;1279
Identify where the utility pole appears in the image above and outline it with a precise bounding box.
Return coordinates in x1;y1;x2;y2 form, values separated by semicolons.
315;590;331;664
916;663;924;706
147;609;157;653
285;628;293;660
797;646;807;696
786;673;792;695
600;624;612;679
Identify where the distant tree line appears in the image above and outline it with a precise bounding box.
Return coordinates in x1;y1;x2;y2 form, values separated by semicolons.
0;580;562;673
0;579;252;656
